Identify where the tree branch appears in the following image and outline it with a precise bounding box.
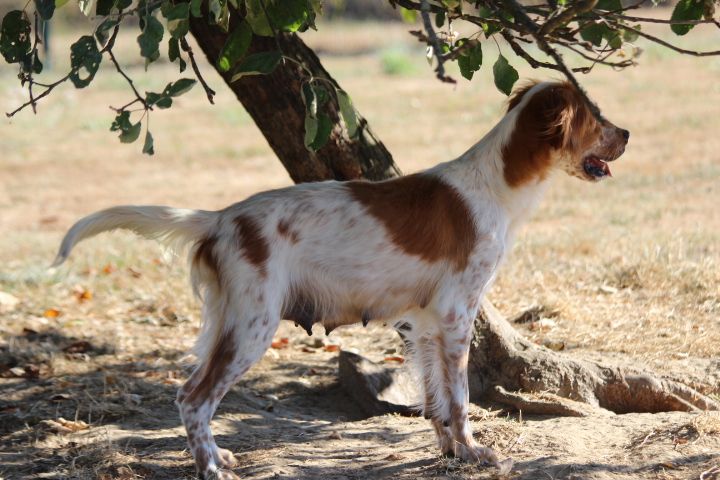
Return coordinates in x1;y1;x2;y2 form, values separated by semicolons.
180;37;216;104
105;26;150;112
538;0;598;37
420;0;455;83
613;22;720;57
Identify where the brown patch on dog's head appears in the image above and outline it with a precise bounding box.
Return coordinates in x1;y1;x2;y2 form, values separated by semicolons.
503;81;629;186
347;173;477;271
233;215;270;277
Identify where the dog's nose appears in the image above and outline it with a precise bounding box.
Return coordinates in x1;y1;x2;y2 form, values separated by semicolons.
620;129;630;142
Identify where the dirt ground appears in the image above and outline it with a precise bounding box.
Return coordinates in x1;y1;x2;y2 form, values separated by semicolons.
1;13;719;480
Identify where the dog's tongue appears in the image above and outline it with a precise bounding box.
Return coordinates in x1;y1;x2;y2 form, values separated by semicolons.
587;157;611;178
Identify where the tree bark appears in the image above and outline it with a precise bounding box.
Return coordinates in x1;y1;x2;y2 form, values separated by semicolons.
188;14;718;415
188;16;400;183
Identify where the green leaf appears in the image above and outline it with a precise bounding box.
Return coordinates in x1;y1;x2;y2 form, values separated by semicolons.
137;14;163;61
301;82;317;118
115;0;131;10
580;22;606;46
35;0;56;20
308;113;332;151
190;0;202;17
120;121;142;143
671;0;704;35
313;84;330;107
596;0;621;10
164;2;190;39
303;112;318;148
165;78;196;96
492;54;518;96
400;7;417;23
95;18;119;46
78;0;95;16
110;111;132;131
143;130;155;155
168;37;187;72
230;51;282;81
1;11;31;64
208;0;228;30
217;20;252;72
55;0;71;8
95;0;113;16
622;25;640;42
336;89;358;139
435;11;445;28
245;0;310;36
457;40;482;81
146;91;173;108
605;29;622;49
69;35;102;88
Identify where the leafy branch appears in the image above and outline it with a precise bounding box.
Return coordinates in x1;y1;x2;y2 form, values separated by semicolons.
1;0;718;152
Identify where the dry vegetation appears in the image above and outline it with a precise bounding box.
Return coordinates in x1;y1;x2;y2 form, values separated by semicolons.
1;14;719;480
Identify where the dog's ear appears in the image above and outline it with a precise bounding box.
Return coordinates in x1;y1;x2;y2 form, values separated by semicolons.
503;82;595;187
519;82;596;152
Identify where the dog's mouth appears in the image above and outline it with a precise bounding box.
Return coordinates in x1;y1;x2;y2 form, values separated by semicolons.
583;155;612;180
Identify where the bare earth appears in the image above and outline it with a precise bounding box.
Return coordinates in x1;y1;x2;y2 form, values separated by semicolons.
1;15;719;480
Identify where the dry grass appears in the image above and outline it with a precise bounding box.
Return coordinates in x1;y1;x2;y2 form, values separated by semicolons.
1;13;719;480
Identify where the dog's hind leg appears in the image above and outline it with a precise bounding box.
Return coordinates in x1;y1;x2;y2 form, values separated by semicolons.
176;285;280;480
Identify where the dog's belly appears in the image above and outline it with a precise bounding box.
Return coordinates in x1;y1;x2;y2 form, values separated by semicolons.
280;263;443;336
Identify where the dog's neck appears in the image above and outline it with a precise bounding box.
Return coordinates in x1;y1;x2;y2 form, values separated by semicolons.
440;110;554;232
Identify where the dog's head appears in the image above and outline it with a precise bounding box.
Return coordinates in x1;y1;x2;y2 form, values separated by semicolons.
503;81;629;186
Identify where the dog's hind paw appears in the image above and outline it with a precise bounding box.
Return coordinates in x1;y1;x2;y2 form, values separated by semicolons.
215;448;237;468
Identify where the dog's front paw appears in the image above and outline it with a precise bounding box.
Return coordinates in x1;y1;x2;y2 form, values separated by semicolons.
455;443;513;474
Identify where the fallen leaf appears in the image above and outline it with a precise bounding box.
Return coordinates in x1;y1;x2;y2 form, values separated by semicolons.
271;338;290;349
63;341;92;354
39;215;59;225
74;289;92;302
102;264;115;275
127;267;142;278
43;308;61;318
383;453;404;461
43;417;89;434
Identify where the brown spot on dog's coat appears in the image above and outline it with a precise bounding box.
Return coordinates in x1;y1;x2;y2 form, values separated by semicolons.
234;215;270;276
277;219;300;244
503;81;596;187
185;328;236;407
347;174;477;271
193;234;221;285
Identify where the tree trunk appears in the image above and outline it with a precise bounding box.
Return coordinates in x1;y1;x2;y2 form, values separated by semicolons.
188;17;400;183
188;14;718;415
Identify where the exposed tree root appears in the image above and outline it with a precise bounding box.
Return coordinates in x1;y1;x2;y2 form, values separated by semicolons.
469;300;719;415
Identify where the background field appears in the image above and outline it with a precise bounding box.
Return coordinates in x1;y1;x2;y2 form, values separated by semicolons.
1;11;719;480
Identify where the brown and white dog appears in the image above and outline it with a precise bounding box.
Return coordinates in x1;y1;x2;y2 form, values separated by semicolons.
53;80;628;479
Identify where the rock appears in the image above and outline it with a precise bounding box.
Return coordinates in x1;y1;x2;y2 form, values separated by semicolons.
0;291;19;313
338;350;419;417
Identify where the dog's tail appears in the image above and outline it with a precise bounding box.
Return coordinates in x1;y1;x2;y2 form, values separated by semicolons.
51;205;216;267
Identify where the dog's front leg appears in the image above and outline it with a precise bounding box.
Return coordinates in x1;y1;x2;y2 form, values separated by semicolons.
437;309;512;472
